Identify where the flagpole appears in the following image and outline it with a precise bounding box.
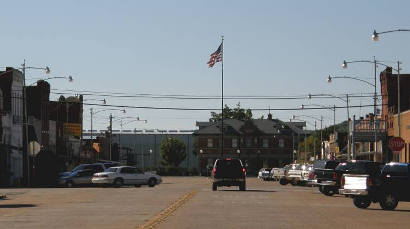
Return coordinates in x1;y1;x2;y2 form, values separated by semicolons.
221;35;224;158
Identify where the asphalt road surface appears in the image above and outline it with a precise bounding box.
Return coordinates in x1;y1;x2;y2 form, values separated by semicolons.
1;177;409;229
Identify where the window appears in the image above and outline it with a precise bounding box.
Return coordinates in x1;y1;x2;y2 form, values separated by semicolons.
279;139;284;148
246;138;252;147
232;138;238;148
263;139;269;148
121;167;136;174
207;138;214;148
106;167;118;173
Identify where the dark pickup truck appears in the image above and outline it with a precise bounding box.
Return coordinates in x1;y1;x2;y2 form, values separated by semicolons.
314;160;340;196
340;162;410;210
212;158;246;191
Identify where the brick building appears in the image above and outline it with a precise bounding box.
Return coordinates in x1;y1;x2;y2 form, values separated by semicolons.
194;118;306;175
380;67;410;162
0;68;24;186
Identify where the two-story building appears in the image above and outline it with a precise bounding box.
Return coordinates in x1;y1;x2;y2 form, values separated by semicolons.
0;68;24;186
194;118;305;175
380;67;410;162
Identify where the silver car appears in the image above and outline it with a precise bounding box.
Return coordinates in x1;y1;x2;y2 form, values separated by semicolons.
58;169;96;188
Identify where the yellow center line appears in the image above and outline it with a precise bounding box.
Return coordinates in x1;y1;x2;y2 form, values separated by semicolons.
137;190;198;229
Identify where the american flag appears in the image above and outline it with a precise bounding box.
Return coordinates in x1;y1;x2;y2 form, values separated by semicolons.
207;43;223;68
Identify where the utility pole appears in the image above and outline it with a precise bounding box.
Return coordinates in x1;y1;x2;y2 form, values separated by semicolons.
22;60;30;187
109;114;112;161
347;94;350;161
314;121;316;161
90;108;93;141
320;116;323;160
397;61;401;138
373;56;378;162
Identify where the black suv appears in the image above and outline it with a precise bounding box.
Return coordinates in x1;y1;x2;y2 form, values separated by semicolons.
211;158;246;191
341;162;410;210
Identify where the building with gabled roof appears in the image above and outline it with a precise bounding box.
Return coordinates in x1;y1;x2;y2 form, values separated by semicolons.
194;118;306;175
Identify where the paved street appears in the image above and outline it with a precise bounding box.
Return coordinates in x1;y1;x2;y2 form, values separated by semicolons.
1;177;409;229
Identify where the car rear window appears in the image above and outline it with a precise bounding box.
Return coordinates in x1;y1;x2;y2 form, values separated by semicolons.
336;161;380;173
106;168;118;173
216;159;243;169
382;164;408;176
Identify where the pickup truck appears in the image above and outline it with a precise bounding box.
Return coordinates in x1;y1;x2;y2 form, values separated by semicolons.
211;158;246;191
270;167;285;181
340;162;410;210
284;164;303;185
258;168;272;181
314;160;340;196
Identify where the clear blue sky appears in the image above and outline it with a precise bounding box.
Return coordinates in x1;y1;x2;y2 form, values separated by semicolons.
1;0;409;131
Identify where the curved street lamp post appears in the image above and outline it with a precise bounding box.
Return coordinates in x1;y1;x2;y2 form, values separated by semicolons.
339;58;400;162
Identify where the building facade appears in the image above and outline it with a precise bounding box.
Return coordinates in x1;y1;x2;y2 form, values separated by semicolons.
380;67;410;162
82;130;197;171
0;68;24;186
194;119;305;175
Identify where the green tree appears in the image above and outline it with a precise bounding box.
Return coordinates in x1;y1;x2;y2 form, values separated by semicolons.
210;103;253;122
160;137;186;167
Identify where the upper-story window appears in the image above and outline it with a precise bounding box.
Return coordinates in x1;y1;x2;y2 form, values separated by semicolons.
232;138;238;148
279;139;285;148
263;139;269;148
207;138;214;148
246;138;252;147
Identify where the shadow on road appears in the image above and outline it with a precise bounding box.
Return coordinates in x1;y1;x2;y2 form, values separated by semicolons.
0;204;36;209
219;189;276;193
366;208;410;213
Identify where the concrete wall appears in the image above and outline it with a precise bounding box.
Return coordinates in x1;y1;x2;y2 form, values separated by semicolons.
112;133;197;170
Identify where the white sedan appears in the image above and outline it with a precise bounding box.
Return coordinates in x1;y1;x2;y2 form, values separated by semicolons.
92;166;162;187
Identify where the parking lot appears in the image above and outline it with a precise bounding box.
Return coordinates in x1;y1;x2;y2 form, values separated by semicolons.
1;177;409;229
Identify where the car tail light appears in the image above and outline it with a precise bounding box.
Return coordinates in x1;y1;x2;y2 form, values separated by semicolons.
213;168;216;176
341;176;345;187
367;177;372;187
242;168;246;173
308;171;314;179
333;172;337;180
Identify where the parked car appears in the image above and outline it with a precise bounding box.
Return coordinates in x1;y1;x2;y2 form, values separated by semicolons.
284;164;303;185
211;158;246;191
58;163;112;187
258;168;272;181
92;166;162;187
340;162;410;210
300;164;314;185
279;165;291;185
314;160;340;195
58;169;96;188
59;162;117;178
270;167;285;181
318;160;383;196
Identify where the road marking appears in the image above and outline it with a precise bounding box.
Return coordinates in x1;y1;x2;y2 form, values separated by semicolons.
136;190;197;229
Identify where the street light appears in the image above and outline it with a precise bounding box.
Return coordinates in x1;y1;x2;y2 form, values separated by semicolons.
371;29;406;144
341;58;400;162
292;114;323;160
372;29;410;42
291;117;315;162
301;104;336;133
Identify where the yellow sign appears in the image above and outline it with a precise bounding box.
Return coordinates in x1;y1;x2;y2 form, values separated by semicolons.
63;123;82;137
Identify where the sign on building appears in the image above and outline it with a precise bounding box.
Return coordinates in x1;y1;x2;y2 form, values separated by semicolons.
63;123;82;137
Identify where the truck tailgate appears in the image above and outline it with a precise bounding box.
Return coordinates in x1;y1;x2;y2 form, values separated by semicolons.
343;174;368;190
